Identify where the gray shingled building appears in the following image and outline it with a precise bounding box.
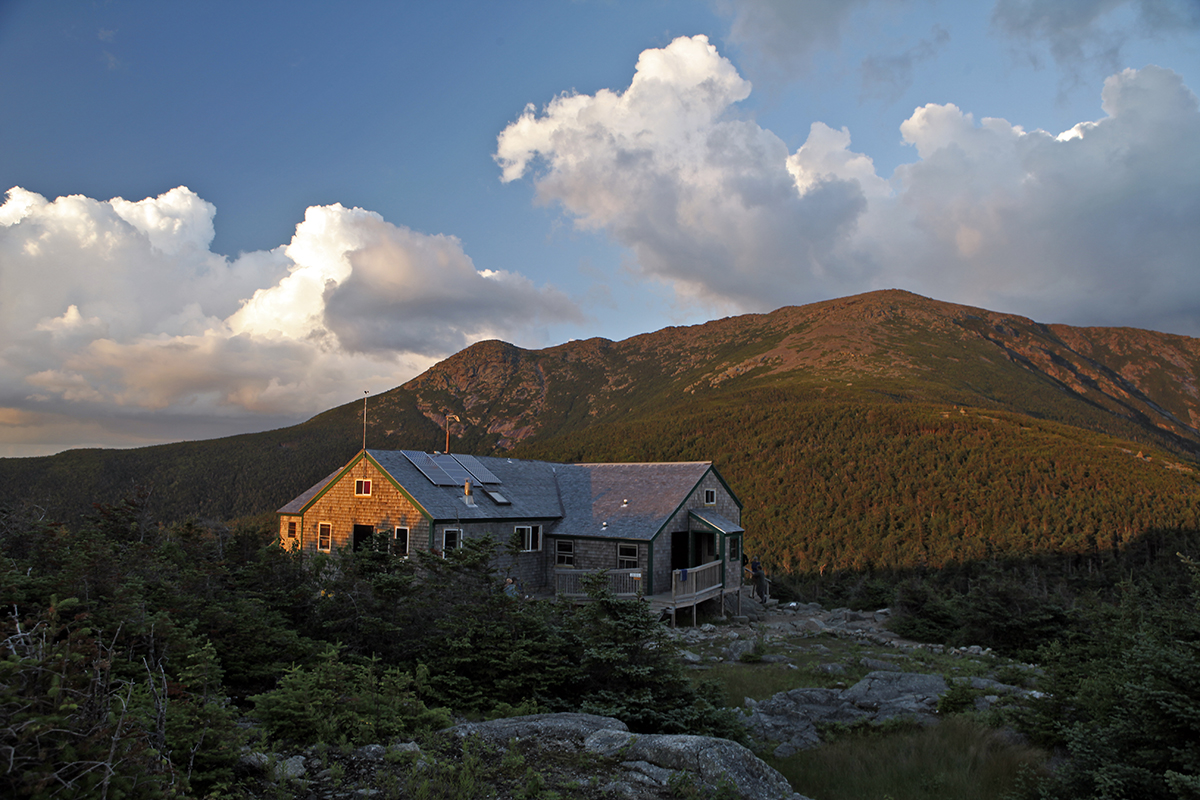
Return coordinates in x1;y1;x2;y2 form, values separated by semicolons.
278;449;745;617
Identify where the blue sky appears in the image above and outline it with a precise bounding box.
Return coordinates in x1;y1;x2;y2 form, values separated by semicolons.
1;0;1197;456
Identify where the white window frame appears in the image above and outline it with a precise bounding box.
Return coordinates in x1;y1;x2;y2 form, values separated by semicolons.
355;479;372;496
393;526;409;556
617;542;638;570
317;522;332;551
442;528;461;554
516;525;541;552
555;539;575;566
704;488;717;505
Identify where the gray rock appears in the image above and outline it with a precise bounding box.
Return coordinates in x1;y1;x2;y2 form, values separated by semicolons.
859;657;902;672
274;755;306;782
584;727;637;756
449;712;627;746
958;676;1028;696
621;734;806;800
355;744;386;760
725;640;758;660
238;752;307;783
619;760;675;786
746;670;957;755
679;648;703;663
841;671;947;716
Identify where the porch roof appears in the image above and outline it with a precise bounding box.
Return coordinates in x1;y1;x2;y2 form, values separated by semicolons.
688;509;744;535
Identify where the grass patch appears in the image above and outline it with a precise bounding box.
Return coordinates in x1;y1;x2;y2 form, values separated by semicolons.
770;717;1048;800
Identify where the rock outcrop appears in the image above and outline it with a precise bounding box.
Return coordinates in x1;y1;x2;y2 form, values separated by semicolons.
451;713;810;800
239;712;813;800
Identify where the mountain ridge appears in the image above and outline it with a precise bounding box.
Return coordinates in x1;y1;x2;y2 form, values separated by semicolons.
3;289;1199;535
399;289;1200;454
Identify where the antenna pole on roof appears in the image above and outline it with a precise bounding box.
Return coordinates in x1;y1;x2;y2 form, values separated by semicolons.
362;391;369;452
445;413;460;453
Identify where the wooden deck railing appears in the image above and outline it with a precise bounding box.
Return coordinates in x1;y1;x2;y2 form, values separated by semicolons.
671;559;724;603
556;560;727;605
555;567;644;597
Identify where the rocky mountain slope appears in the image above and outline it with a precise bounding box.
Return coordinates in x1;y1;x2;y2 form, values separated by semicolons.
3;290;1198;532
393;290;1200;456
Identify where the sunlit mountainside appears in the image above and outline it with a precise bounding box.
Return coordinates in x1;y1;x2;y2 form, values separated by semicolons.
4;289;1199;581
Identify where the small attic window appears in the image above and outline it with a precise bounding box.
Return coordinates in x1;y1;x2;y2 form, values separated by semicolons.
704;489;716;505
484;488;511;505
355;479;372;496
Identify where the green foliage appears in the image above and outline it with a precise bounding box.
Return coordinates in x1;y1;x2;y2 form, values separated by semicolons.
1014;557;1200;799
936;681;977;715
550;573;746;739
772;716;1047;800
404;736;497;800
0;601;170;799
251;645;450;746
886;568;1072;657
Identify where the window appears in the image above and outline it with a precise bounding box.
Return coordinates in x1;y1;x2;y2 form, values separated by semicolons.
443;529;461;554
287;521;297;539
318;522;332;551
617;543;638;570
516;525;541;552
555;539;575;566
728;537;739;561
355;479;372;496
394;526;409;556
704;488;717;505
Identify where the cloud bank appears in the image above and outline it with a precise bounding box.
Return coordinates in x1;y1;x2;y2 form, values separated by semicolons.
0;189;582;455
497;35;1200;334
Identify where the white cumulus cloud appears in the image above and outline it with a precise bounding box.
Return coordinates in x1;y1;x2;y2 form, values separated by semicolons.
0;187;582;455
498;38;1200;334
497;34;873;311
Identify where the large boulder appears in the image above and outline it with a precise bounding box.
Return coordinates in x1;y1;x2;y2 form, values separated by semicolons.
447;713;810;800
586;728;808;800
747;670;951;757
841;671;947;719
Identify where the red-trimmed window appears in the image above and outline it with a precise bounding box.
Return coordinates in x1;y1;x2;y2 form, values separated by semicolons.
287;521;297;539
355;479;372;496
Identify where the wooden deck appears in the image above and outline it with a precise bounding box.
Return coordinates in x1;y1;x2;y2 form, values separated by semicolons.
556;559;732;627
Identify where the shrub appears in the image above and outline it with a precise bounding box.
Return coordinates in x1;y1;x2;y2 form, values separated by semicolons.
250;645;450;746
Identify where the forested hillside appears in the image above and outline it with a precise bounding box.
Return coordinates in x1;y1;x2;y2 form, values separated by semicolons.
3;290;1199;578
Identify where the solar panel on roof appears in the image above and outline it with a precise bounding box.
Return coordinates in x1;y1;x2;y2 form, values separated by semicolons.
430;454;474;487
400;450;458;486
450;453;501;485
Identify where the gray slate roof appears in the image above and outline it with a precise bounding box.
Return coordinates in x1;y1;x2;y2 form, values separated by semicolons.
554;462;714;541
367;450;565;522
278;451;725;542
